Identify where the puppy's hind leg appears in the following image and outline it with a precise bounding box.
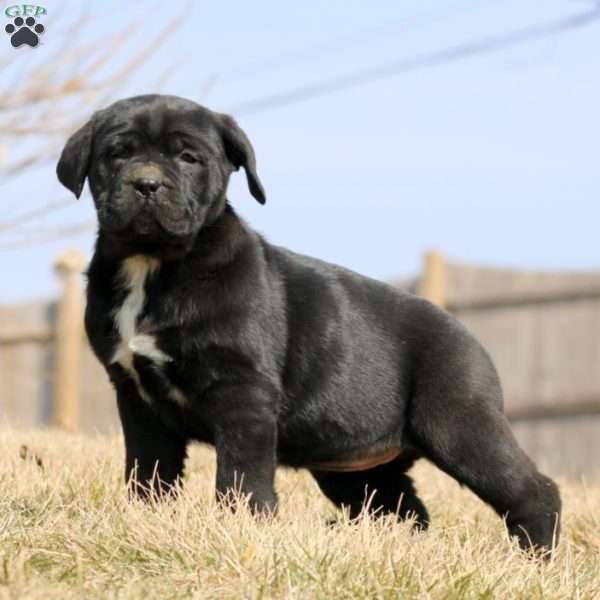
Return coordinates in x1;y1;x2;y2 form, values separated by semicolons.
311;454;430;529
408;346;561;554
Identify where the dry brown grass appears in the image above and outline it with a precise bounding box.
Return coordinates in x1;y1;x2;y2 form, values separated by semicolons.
0;429;598;599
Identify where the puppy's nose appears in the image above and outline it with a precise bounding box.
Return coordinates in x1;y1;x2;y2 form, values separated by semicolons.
133;177;162;197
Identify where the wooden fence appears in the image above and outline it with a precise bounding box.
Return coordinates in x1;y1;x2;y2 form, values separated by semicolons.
1;248;599;479
0;249;118;433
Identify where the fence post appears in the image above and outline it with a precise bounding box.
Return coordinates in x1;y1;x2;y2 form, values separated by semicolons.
53;248;85;431
418;250;446;308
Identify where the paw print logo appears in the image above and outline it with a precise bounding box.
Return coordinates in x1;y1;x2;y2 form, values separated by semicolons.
5;16;45;48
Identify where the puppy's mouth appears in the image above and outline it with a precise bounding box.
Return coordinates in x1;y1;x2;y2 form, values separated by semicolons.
118;209;195;242
108;217;197;260
97;198;199;259
99;189;196;235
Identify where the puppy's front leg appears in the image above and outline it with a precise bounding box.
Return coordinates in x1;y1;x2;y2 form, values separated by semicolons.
209;384;278;515
111;371;187;500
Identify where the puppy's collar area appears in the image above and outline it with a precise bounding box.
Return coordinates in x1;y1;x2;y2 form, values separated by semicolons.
120;255;161;279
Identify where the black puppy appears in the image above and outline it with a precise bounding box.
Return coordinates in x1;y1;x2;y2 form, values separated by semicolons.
57;94;560;554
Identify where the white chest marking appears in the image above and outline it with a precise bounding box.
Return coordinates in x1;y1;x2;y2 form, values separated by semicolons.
112;255;160;369
110;256;186;406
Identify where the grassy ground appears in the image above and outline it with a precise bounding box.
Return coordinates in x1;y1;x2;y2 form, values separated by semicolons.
0;430;598;599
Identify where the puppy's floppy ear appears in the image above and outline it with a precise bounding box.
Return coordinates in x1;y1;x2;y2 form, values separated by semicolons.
217;114;266;204
56;116;95;199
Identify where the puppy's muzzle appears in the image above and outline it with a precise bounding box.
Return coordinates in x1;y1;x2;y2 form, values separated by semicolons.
127;164;169;199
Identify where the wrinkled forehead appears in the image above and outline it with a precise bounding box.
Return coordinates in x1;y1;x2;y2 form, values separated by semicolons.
95;96;221;149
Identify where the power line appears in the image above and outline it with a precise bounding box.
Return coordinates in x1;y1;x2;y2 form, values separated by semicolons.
220;0;497;82
229;7;600;116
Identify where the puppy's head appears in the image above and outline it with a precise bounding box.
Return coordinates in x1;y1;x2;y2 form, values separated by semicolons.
57;94;265;258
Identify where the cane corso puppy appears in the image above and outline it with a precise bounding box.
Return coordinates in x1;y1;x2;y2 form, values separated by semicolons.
57;94;560;554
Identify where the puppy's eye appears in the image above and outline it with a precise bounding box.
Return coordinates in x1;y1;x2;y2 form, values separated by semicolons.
179;151;200;164
107;146;131;161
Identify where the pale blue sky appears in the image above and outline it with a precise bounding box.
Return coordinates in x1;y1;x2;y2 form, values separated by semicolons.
1;0;599;303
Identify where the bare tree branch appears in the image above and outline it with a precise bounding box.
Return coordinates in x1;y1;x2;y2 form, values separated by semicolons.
0;222;95;251
0;198;73;234
0;6;183;247
0;10;182;176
